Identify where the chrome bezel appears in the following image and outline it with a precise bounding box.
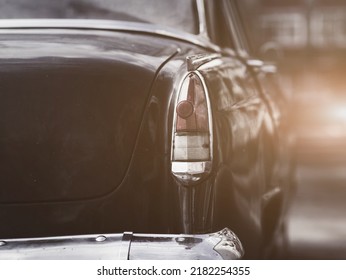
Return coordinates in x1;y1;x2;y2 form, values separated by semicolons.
171;69;214;185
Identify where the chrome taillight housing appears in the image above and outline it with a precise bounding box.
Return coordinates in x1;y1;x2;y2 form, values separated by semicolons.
171;71;213;184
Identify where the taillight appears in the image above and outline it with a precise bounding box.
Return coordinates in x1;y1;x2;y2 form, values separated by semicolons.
171;72;213;184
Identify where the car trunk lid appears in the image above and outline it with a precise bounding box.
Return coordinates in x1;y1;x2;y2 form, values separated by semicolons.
0;30;178;203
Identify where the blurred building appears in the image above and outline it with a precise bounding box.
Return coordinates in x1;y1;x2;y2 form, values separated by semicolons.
238;0;346;98
239;0;346;50
236;0;346;164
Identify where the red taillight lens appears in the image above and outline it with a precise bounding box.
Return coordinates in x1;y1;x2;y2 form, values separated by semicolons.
176;100;194;119
171;72;213;184
176;73;209;133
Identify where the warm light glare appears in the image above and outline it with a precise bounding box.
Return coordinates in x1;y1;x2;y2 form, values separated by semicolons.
329;104;346;121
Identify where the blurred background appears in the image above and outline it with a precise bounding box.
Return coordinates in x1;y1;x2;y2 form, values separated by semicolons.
238;0;346;259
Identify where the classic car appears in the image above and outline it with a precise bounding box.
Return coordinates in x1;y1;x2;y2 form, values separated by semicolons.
0;0;291;259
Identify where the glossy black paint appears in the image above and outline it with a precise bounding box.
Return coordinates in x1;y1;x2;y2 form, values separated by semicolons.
0;0;292;259
0;31;178;203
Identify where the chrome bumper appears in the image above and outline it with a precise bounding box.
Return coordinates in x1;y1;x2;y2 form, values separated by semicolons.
0;228;244;260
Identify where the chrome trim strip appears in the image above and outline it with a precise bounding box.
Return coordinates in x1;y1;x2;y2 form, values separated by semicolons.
0;19;219;52
129;228;244;260
186;53;221;71
246;59;264;68
0;228;244;260
262;187;282;205
196;0;208;37
119;232;133;260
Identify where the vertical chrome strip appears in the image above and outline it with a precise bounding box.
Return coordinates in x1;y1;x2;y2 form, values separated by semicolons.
196;0;208;37
119;232;133;260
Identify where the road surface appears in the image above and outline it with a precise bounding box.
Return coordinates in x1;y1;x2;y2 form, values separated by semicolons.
285;139;346;259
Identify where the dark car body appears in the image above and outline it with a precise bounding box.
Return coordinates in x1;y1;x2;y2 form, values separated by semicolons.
0;0;291;259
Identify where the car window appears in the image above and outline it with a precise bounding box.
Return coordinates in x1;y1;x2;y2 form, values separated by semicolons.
0;0;198;34
223;0;252;55
204;0;236;49
230;0;255;54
